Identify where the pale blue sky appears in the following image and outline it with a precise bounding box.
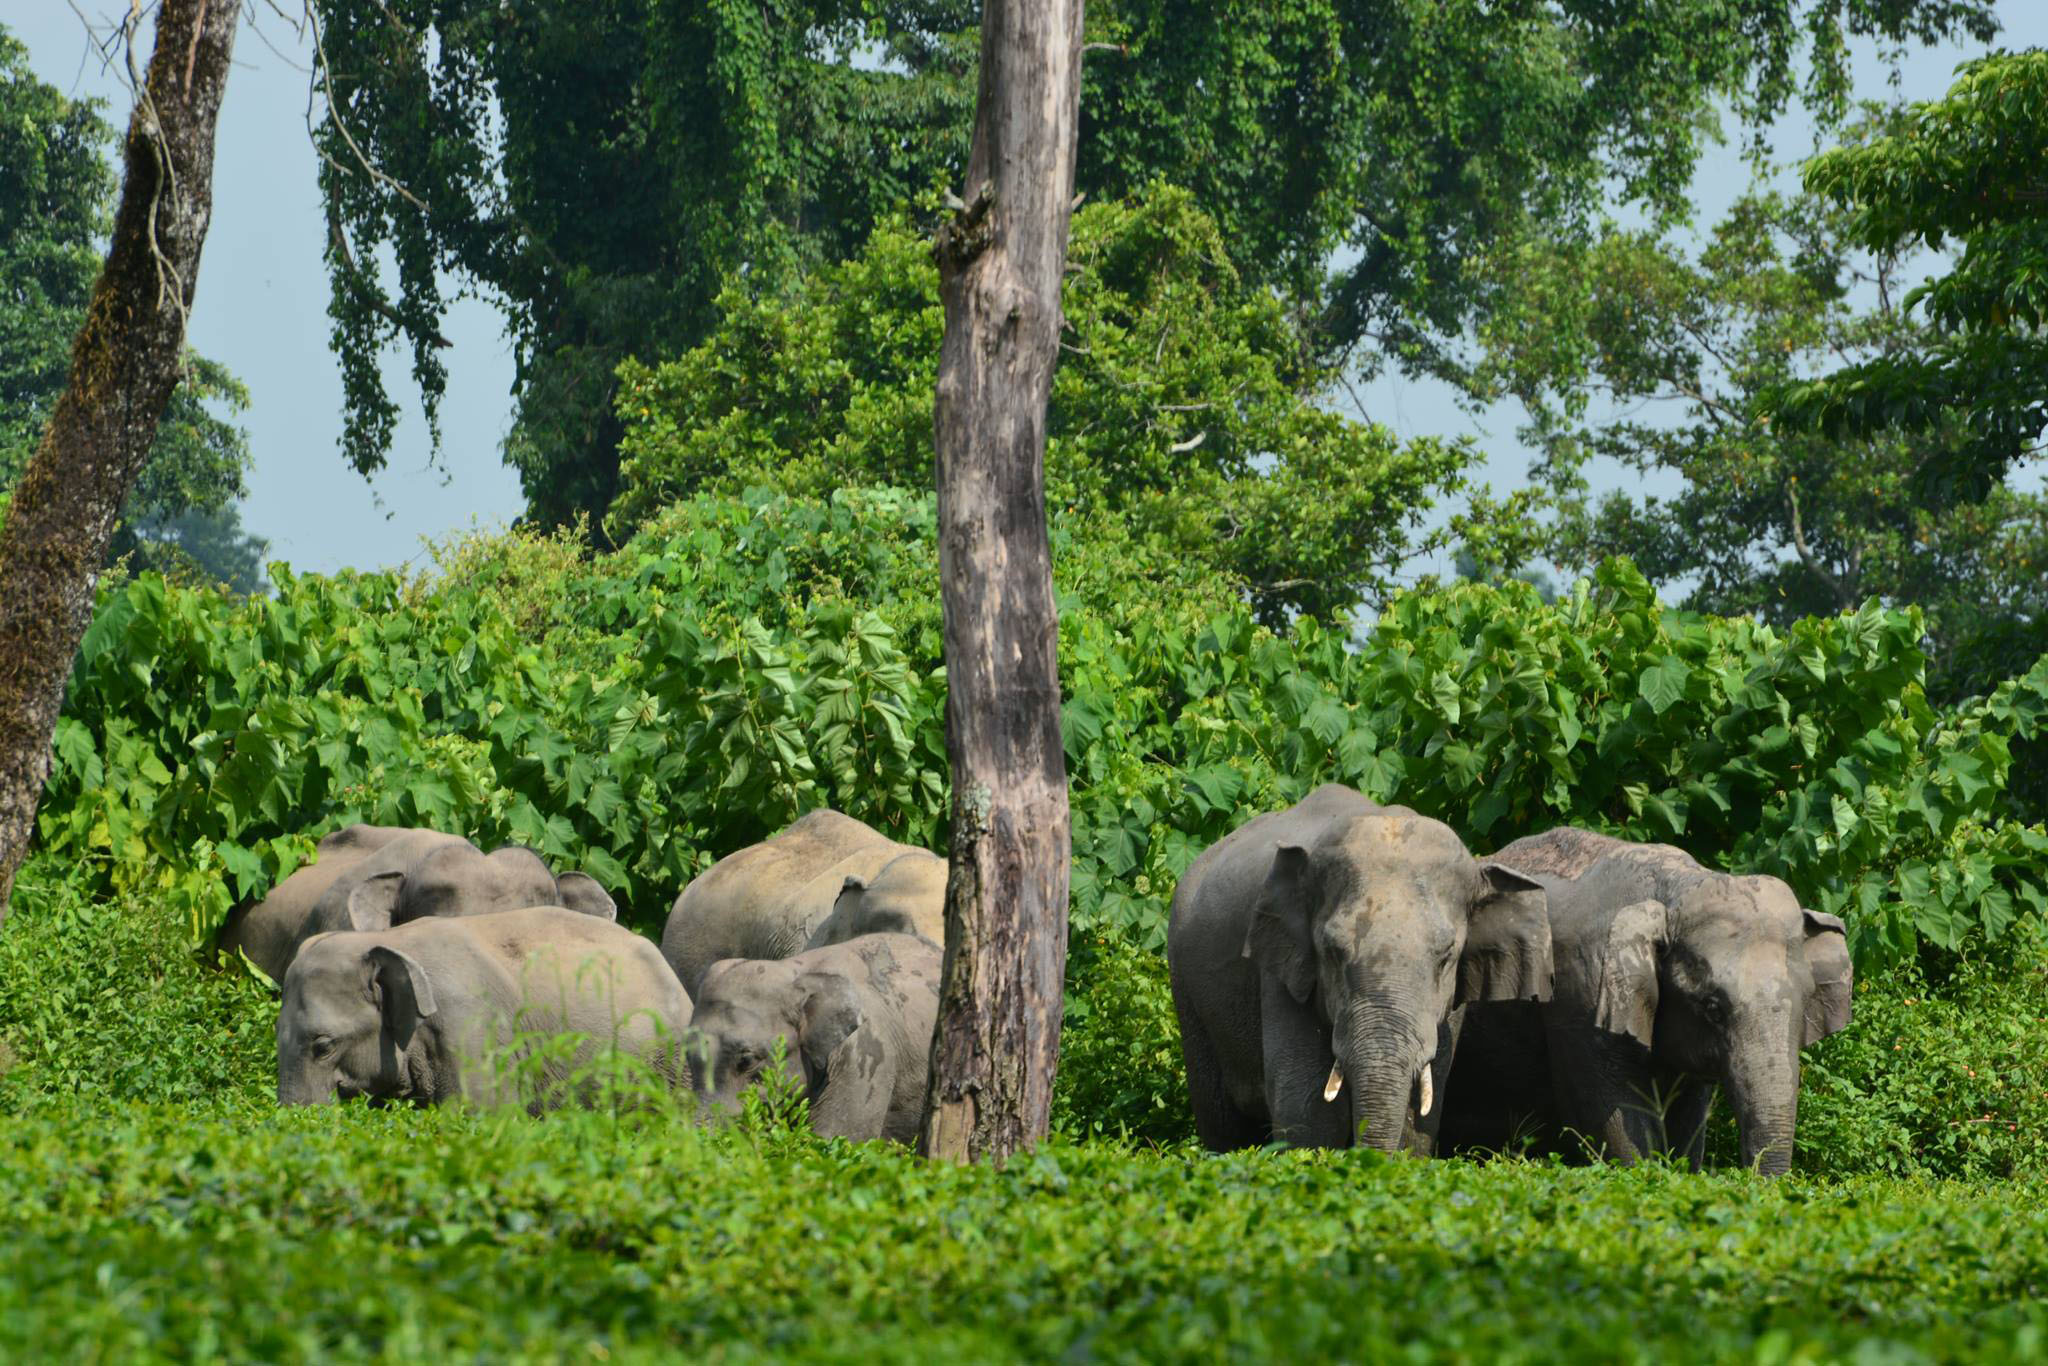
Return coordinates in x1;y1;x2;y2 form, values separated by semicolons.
15;3;2048;577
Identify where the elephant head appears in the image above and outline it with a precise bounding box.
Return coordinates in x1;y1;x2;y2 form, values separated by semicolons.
345;842;615;930
686;957;866;1123
276;932;437;1106
1590;875;1852;1176
1243;810;1552;1151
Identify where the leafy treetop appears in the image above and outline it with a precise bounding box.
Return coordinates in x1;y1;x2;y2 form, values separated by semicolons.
1771;50;2048;505
611;186;1475;625
1470;170;2048;710
306;0;1997;529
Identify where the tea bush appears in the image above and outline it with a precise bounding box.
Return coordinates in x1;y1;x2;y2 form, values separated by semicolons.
1;1091;2044;1361
0;858;272;1108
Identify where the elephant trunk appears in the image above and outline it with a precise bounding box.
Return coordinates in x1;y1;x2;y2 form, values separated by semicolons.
277;1071;335;1107
1346;1007;1429;1153
1725;1043;1800;1178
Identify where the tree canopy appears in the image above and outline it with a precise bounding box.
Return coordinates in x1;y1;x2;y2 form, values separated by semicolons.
0;25;262;589
1473;175;2048;699
308;0;1998;530
1771;50;2048;505
612;186;1472;625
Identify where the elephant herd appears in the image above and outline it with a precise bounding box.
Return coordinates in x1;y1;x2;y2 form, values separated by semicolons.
230;811;943;1137
231;786;1852;1173
1169;786;1852;1175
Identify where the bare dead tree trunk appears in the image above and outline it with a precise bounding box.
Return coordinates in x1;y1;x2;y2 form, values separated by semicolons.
0;1;239;920
917;0;1083;1163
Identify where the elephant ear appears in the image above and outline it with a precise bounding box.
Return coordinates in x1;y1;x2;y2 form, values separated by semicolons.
553;872;617;921
366;945;437;1049
347;871;405;932
1801;909;1854;1046
1593;899;1667;1050
796;973;865;1088
1458;864;1553;1005
829;876;869;938
1242;844;1316;1005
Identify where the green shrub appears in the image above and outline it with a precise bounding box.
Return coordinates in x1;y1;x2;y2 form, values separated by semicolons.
1053;931;1192;1145
38;495;2048;973
0;859;273;1109
1;1097;2045;1361
1793;925;2048;1178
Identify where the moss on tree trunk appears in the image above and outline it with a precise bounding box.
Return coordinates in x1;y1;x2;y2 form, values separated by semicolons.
0;1;239;918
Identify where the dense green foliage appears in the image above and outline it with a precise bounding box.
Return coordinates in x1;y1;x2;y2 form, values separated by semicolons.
7;1103;2048;1361
1773;50;2048;503
0;25;263;585
614;189;1472;622
37;495;2048;979
1473;172;2048;710
308;0;1997;526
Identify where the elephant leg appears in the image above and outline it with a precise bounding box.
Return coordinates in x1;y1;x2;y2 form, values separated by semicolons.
1661;1076;1716;1170
1546;1015;1661;1164
1176;998;1264;1152
809;1027;897;1142
1260;978;1351;1149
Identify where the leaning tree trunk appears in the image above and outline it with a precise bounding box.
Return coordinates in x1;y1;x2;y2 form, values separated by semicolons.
0;1;239;920
917;0;1084;1163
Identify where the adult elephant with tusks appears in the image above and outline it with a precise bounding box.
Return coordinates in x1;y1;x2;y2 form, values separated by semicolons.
1168;784;1554;1153
1442;828;1853;1176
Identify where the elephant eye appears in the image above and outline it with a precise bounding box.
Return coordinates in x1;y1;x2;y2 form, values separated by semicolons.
1699;995;1728;1025
311;1036;337;1060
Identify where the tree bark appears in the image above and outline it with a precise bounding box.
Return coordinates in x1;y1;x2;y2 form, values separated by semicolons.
0;1;239;920
917;0;1083;1162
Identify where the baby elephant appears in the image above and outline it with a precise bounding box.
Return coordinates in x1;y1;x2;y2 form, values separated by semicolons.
661;809;929;995
689;933;940;1144
277;907;691;1109
805;849;947;949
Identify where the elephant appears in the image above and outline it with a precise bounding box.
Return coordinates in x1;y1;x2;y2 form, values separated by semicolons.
805;849;947;949
661;809;929;995
1440;828;1854;1176
688;932;940;1144
219;824;617;983
276;905;691;1109
1167;784;1553;1154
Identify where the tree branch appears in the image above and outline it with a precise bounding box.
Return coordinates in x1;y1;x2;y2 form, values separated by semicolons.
324;179;453;347
1786;477;1848;609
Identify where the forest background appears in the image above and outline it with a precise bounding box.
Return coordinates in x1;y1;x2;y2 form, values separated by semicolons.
3;2;2048;1356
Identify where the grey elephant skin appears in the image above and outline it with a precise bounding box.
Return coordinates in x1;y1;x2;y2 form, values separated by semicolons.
1441;828;1853;1176
806;849;946;949
690;932;940;1144
661;809;930;994
277;906;691;1109
219;824;617;983
1168;784;1553;1154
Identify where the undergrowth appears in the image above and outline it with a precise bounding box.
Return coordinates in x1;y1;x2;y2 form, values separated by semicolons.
2;1098;2045;1362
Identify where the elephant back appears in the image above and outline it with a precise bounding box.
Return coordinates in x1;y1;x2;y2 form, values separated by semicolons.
217;824;451;981
660;809;926;995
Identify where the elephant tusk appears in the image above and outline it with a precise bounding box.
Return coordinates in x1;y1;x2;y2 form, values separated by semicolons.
1323;1061;1343;1104
1418;1064;1433;1118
